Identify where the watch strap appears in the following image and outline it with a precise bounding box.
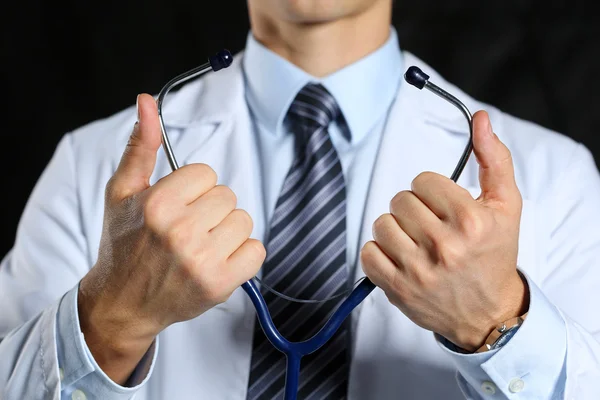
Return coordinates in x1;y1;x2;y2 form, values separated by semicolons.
476;312;528;353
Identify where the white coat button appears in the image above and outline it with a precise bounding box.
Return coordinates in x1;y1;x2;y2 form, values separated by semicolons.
509;378;525;393
72;389;87;400
481;380;496;394
59;367;64;381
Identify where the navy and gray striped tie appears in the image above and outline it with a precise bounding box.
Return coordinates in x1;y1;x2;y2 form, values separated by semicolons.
247;83;350;400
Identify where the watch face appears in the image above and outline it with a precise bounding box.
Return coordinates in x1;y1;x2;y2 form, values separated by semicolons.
490;325;520;350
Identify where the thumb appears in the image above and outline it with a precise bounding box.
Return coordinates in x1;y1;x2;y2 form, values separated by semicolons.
472;110;519;207
109;93;162;201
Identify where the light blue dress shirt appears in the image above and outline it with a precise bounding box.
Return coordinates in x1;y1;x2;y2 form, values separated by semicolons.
242;29;403;282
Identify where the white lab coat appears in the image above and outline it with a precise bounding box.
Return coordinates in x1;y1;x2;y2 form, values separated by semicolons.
1;51;600;400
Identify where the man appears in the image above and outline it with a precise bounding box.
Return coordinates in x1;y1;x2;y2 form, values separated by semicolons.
1;0;599;398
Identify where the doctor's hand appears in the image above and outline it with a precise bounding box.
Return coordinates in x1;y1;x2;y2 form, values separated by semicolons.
78;94;266;384
361;111;528;353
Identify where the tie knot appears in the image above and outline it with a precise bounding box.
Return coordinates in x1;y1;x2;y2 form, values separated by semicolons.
287;83;341;129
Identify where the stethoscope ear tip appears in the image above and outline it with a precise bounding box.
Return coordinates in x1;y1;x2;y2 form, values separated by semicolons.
404;66;430;90
209;49;234;72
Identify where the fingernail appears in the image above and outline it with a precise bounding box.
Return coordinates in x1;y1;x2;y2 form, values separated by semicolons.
129;121;140;142
136;94;141;122
485;116;495;137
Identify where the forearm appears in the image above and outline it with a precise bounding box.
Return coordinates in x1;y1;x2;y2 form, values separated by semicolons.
77;278;157;385
58;284;158;397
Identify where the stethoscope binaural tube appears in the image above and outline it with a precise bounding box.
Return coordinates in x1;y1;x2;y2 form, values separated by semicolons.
156;52;474;400
157;49;233;171
404;66;474;181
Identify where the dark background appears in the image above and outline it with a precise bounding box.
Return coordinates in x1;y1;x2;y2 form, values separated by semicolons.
2;1;599;257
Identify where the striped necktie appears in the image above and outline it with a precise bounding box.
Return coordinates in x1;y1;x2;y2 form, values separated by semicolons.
247;83;350;400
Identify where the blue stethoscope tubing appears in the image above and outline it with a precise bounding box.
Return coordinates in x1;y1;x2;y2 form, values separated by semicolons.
156;51;474;400
240;278;376;400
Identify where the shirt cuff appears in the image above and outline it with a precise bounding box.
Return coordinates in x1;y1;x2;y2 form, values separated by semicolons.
435;271;567;398
56;284;159;399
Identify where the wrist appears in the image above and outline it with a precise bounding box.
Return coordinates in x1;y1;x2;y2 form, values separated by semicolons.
78;278;158;384
450;271;529;352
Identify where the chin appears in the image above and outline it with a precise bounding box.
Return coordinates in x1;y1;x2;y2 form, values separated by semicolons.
280;0;372;22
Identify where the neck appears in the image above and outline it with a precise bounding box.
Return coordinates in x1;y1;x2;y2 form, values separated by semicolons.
249;2;392;77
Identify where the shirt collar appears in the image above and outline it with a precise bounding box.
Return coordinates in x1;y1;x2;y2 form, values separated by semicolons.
242;27;403;144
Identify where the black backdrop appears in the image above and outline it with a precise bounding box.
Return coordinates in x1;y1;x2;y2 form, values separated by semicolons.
2;1;599;257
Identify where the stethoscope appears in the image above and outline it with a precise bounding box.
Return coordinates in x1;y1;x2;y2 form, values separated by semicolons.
156;49;474;400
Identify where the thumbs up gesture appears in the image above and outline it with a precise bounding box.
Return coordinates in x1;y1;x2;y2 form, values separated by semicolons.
78;94;266;383
361;111;528;352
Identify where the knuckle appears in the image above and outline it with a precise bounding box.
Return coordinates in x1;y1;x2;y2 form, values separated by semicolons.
104;176;129;204
184;246;219;279
360;242;388;286
360;241;378;269
104;177;117;201
492;145;515;172
503;146;514;164
190;163;218;185
458;209;485;238
178;254;198;279
213;185;237;208
214;289;233;305
433;238;466;269
164;220;190;252
233;208;253;233
247;239;267;263
372;213;395;239
511;191;523;214
211;270;233;304
388;270;405;297
413;268;436;291
202;282;230;305
412;171;436;189
390;190;412;213
194;244;219;270
213;293;231;305
142;191;167;231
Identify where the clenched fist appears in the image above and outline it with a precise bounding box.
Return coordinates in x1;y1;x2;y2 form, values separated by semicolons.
78;94;266;383
361;110;528;352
